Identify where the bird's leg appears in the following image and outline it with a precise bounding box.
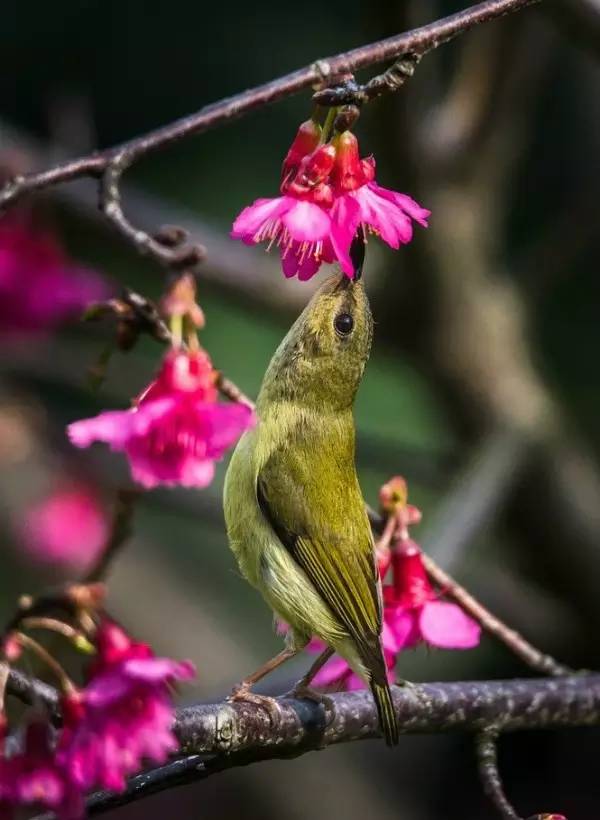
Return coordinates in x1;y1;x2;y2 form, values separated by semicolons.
286;647;335;711
229;647;298;723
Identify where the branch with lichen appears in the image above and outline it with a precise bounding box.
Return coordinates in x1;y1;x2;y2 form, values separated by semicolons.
68;674;591;819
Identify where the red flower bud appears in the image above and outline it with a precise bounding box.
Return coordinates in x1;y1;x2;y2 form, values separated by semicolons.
331;131;370;192
281;120;322;186
379;476;408;513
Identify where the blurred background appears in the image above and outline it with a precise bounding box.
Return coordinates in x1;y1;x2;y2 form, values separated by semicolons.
1;0;600;817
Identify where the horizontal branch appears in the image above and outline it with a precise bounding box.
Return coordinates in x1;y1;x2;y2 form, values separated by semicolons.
78;674;599;817
0;0;539;215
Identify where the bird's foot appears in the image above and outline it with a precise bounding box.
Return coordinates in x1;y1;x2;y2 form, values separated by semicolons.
228;683;281;726
288;683;334;713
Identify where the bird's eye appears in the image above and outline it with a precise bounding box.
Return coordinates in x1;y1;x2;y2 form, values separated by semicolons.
334;312;354;336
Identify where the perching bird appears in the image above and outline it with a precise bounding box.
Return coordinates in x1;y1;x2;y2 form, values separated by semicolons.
223;265;399;746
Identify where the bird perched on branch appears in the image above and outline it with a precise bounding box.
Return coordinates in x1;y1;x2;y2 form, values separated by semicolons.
223;251;399;746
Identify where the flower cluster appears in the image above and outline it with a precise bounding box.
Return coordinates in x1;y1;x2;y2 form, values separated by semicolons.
0;618;194;819
306;477;481;690
68;348;255;489
0;212;108;338
232;119;430;281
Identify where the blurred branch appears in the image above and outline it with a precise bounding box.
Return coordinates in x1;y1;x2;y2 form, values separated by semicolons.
70;674;600;817
420;427;528;570
5;667;60;718
0;0;539;271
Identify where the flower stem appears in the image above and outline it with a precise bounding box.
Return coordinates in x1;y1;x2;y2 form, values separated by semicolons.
169;313;184;347
320;107;338;143
13;632;76;694
20;617;95;653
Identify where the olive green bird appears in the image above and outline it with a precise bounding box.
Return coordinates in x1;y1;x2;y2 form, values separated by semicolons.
223;270;399;746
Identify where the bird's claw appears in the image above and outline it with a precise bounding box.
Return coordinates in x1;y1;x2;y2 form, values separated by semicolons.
228;684;282;727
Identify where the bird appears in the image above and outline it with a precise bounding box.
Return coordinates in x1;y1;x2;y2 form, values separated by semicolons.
223;259;399;746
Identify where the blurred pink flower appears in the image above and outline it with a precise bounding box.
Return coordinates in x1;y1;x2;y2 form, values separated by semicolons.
18;486;108;572
384;543;481;651
231;123;429;281
67;349;255;489
0;212;109;337
57;620;195;793
0;720;83;820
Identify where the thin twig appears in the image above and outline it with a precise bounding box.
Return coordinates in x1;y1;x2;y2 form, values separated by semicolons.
215;372;255;409
5;667;60;716
0;0;540;270
420;552;574;676
476;728;522;820
367;503;573;676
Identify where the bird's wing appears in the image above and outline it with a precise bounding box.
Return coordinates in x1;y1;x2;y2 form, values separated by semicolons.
257;446;383;671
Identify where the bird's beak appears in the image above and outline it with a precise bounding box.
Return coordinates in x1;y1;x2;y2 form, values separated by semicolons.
349;227;366;281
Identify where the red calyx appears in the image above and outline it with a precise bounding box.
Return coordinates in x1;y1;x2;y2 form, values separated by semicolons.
281;120;322;186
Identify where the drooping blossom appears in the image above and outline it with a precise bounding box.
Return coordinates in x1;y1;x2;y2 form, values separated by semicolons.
302;478;479;692
383;543;481;651
0;719;83;820
231;120;429;281
18;485;108;572
0;212;109;337
67;348;255;489
57;619;195;793
329;132;430;256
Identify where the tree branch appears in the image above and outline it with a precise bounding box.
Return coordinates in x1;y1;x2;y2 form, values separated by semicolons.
76;674;599;817
0;0;539;270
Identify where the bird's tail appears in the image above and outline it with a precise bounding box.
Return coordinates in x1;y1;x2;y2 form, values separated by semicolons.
371;678;399;746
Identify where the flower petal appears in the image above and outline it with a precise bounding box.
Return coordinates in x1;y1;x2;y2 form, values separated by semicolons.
419;601;481;649
371;184;431;227
231;197;289;241
313;655;352;687
386;606;421;649
281;200;331;242
330;195;361;277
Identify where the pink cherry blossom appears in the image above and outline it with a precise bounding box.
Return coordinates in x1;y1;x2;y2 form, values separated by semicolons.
384;543;481;651
231;123;429;281
18;485;108;572
0;212;109;337
330;133;430;254
67;349;255;489
0;720;83;820
308;621;399;691
57;620;195;793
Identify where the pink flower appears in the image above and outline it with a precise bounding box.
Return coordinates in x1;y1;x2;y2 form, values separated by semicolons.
0;212;109;337
384;543;481;651
231;122;429;281
330;132;430;254
0;720;83;820
57;620;195;793
307;622;398;691
231;140;356;280
18;485;108;572
67;348;255;489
